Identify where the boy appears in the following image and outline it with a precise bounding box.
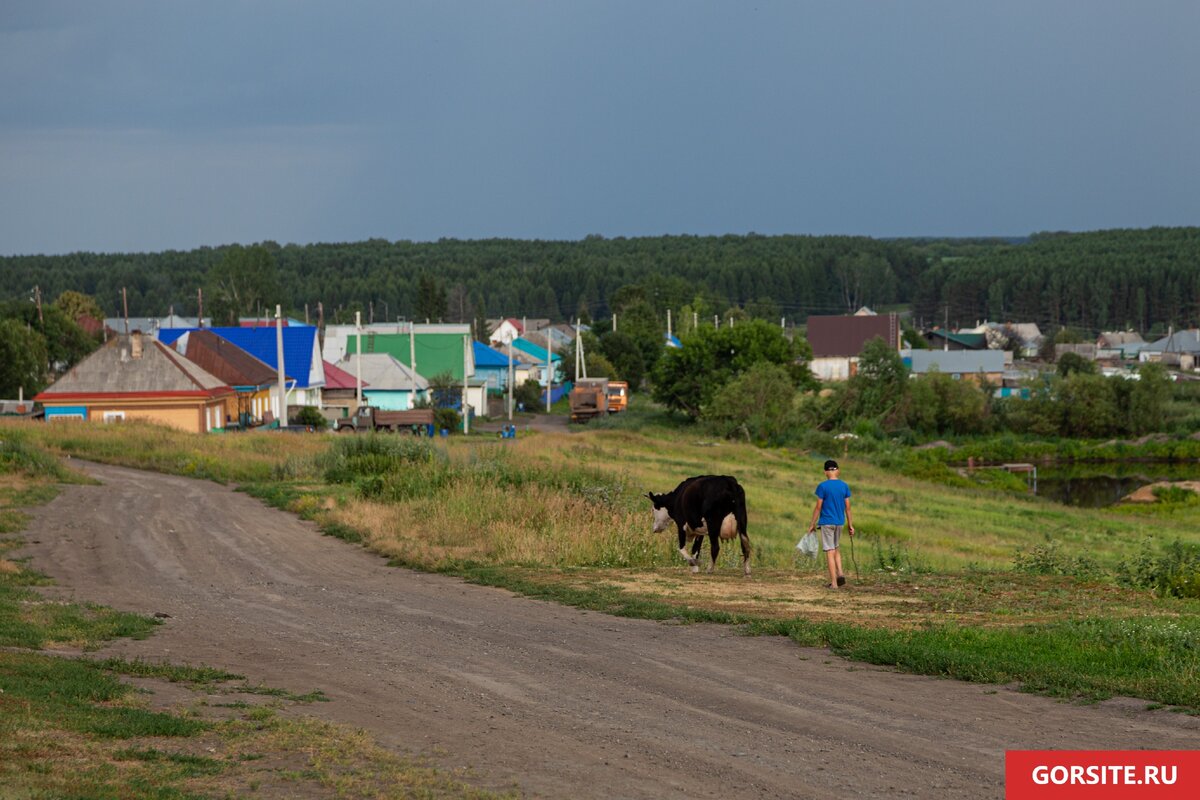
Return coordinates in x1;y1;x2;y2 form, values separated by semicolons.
807;459;854;589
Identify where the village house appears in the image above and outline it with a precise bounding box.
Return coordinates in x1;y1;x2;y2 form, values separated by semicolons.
1096;331;1147;361
158;325;326;417
473;340;512;394
510;336;564;387
335;353;428;410
35;332;235;434
170;329;281;426
323;323;475;384
902;349;1007;386
1139;329;1200;370
805;313;901;381
320;359;367;419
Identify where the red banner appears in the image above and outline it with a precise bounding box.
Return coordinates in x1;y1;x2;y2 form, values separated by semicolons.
1006;751;1200;799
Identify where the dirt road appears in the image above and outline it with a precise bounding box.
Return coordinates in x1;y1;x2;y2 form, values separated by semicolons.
18;462;1197;799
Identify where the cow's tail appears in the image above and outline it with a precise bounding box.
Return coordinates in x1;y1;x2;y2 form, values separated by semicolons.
733;480;748;537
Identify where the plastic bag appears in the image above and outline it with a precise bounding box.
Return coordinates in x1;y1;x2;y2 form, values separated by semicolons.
796;531;818;557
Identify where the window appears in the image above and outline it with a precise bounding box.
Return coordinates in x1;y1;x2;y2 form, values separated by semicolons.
102;411;126;423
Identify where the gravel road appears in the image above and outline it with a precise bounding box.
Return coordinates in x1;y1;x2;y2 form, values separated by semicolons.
18;461;1198;799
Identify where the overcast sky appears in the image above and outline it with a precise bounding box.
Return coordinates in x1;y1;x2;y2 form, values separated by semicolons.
1;1;1196;255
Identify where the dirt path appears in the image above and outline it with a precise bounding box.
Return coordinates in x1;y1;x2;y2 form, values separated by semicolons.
17;462;1198;799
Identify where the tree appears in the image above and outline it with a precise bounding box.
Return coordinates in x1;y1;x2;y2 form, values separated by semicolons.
651;320;797;419
0;319;48;397
415;274;447;322
1056;352;1096;378
845;337;908;423
2;302;96;377
1129;362;1172;434
598;330;646;389
53;290;104;325
206;245;279;325
704;362;798;443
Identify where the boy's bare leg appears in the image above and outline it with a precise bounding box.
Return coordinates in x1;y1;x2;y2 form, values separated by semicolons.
826;549;840;588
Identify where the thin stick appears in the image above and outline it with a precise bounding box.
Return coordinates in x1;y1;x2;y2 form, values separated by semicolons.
850;531;860;580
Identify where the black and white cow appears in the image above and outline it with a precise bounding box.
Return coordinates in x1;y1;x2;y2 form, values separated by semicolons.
647;475;751;576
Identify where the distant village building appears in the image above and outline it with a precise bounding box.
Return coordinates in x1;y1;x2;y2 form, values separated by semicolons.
35;333;234;434
335;353;428;410
172;329;281;426
1096;331;1147;361
1140;329;1200;370
805;313;901;381
902;349;1006;386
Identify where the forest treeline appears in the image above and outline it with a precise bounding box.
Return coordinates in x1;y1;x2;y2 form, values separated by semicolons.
2;228;1199;335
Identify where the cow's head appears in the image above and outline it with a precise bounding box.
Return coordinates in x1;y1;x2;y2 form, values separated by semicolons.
646;491;673;533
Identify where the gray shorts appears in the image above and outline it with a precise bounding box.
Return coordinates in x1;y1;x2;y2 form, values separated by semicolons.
820;524;842;552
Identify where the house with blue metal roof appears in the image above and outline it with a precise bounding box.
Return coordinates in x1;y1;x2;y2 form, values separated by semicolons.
473;341;512;394
158;325;325;411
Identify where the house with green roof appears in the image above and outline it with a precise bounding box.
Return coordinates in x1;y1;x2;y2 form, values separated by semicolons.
325;323;476;382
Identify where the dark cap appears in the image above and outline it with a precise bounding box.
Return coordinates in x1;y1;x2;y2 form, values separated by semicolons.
823;460;839;471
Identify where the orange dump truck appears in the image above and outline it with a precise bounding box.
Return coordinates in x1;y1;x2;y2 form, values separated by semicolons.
606;381;629;413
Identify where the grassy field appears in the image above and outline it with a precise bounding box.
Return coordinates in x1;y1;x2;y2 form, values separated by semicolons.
5;416;1200;716
0;426;515;799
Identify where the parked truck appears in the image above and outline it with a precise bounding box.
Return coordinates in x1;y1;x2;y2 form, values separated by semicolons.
606;381;629;413
335;406;435;434
569;378;610;423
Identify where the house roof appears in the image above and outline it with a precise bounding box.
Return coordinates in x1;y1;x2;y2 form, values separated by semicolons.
511;337;562;363
925;330;988;349
336;353;428;391
1098;331;1146;347
105;315;211;333
903;349;1006;374
473;341;511;368
35;335;233;401
1144;329;1200;354
806;314;900;357
176;329;280;388
322;359;366;390
159;326;324;388
344;331;474;380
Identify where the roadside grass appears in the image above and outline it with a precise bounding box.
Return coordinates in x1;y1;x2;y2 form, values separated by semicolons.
0;421;516;799
7;417;1200;713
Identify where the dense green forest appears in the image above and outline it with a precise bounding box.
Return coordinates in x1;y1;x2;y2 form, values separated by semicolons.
2;228;1199;335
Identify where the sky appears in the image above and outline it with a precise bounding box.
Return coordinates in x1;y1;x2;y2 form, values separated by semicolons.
1;1;1197;256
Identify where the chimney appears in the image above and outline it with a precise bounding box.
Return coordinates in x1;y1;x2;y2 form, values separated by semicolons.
131;331;144;359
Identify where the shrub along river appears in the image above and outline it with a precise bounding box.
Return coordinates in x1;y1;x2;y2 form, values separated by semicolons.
1032;462;1200;507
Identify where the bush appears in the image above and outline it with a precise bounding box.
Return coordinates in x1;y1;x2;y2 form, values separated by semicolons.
319;434;437;484
292;406;328;430
1116;539;1200;598
1013;541;1103;580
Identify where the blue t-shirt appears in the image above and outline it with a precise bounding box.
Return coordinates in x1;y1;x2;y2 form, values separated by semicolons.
815;479;851;526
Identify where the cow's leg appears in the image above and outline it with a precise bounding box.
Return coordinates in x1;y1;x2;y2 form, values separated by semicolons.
690;535;703;562
677;527;699;569
739;531;752;577
707;532;720;573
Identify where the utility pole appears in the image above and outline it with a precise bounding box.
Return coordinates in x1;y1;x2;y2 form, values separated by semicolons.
410;320;417;374
197;288;204;327
574;318;581;381
463;334;470;434
714;314;719;330
693;311;698;332
507;337;514;421
612;313;616;332
355;311;363;409
122;288;130;335
667;309;672;340
275;305;287;425
546;332;553;412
